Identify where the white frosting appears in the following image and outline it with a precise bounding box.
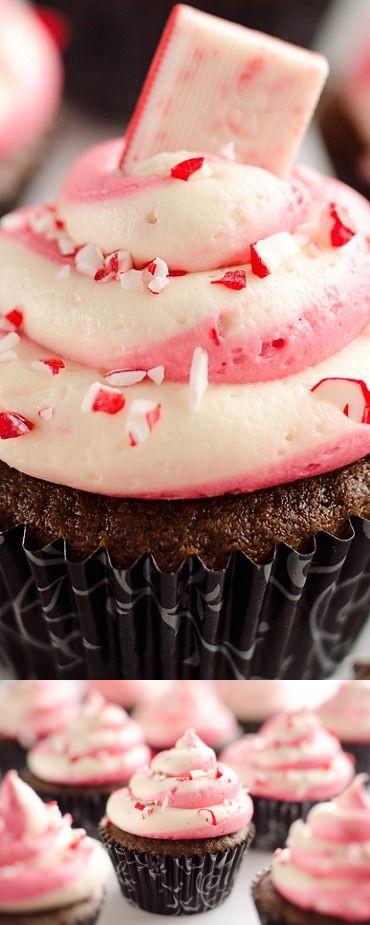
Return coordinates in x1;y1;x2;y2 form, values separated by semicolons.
0;680;79;744
317;681;370;743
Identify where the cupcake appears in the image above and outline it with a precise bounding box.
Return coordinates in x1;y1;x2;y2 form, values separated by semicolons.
0;0;62;215
317;681;370;773
354;661;370;680
0;8;370;681
88;680;173;710
220;709;355;850
252;774;370;925
215;682;295;733
0;680;80;778
101;728;254;915
26;693;151;835
32;0;332;120
133;681;239;751
0;769;111;925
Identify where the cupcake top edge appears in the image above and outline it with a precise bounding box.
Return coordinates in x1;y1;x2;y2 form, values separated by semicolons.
271;774;370;922
0;770;111;914
106;728;254;840
133;680;238;749
0;680;80;745
316;681;370;744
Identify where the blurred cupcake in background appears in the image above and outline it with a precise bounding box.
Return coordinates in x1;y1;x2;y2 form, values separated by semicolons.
0;0;62;215
26;693;151;835
215;682;295;733
0;680;80;777
101;728;254;915
88;680;173;710
316;681;370;773
133;681;239;752
353;660;370;679
220;709;354;850
0;769;111;925
252;775;370;925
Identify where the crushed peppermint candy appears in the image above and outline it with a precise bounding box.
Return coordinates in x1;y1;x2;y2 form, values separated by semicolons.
135;802;146;811
197;808;217;826
75;244;104;278
189;347;208;411
120;269;145;291
81;382;126;415
148;276;169;294
211;269;247;290
31;358;65;376
171;157;205;181
329;203;357;247
95;250;132;282
0;412;34;439
143;257;170;294
0;332;20;354
5;309;23;329
127;399;161;445
105;369;146;387
38;407;54;421
311;377;370;424
251;232;300;278
58;235;76;256
148;366;165;385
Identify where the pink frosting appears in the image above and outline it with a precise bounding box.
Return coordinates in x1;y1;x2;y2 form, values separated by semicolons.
317;681;370;744
0;771;109;911
0;680;80;744
272;776;370;921
133;681;238;750
88;680;173;708
220;710;355;801
106;728;253;839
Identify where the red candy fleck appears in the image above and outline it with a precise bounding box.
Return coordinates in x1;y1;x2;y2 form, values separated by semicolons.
215;768;223;779
168;269;188;277
197;808;217;826
135;802;145;811
95;252;121;282
92;388;126;415
0;412;34;439
146;261;157;276
329;203;356;247
6;309;23;329
40;358;65;376
146;403;161;431
171;157;205;181
211;269;247;290
250;245;270;278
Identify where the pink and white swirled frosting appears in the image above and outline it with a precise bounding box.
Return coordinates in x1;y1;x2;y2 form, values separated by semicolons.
88;680;173;708
106;728;253;839
0;680;80;745
133;680;238;750
27;693;151;786
317;681;370;744
0;770;111;913
0;0;62;158
0;140;370;498
220;710;355;801
271;775;370;922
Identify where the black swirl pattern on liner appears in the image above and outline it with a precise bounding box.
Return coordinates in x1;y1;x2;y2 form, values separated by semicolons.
103;835;247;915
0;517;369;679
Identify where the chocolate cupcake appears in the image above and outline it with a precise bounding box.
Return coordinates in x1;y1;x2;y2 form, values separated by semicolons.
32;0;332;120
0;681;80;778
0;769;110;925
0;8;369;681
101;728;254;915
252;774;370;925
133;681;239;752
0;0;62;215
220;709;355;851
317;681;370;774
26;693;151;836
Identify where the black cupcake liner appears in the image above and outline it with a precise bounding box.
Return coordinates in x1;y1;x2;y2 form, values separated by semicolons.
0;515;370;679
251;796;316;851
341;741;370;774
101;829;249;915
0;738;27;778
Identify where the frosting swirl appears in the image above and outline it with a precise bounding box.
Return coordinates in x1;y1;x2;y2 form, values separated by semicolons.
317;681;370;744
106;728;253;839
0;140;369;499
133;680;238;749
88;680;173;708
27;693;151;785
215;681;294;722
0;770;111;913
271;775;370;922
220;710;355;800
0;680;80;745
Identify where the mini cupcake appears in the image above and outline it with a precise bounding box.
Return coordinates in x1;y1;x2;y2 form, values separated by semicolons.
88;680;173;710
133;681;238;751
0;0;62;215
252;774;370;925
220;709;355;850
101;728;254;915
26;693;151;835
317;681;370;773
0;769;111;925
215;682;295;733
0;680;80;778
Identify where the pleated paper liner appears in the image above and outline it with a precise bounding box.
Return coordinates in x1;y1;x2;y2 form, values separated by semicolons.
0;515;369;680
250;796;318;852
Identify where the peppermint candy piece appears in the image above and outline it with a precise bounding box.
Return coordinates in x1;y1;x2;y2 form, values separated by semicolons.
170;157;205;181
329;203;357;247
0;332;20;354
75;244;104;278
127;399;161;446
31;358;65;376
211;269;247;290
251;231;300;278
189;347;208;411
0;412;34;439
104;369;146;387
5;309;23;329
311;378;370;424
81;382;126;415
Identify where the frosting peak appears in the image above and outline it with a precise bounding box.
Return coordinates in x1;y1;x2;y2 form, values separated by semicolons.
106;728;253;840
0;771;111;913
0;680;80;744
133;680;238;750
317;681;370;743
272;776;370;921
